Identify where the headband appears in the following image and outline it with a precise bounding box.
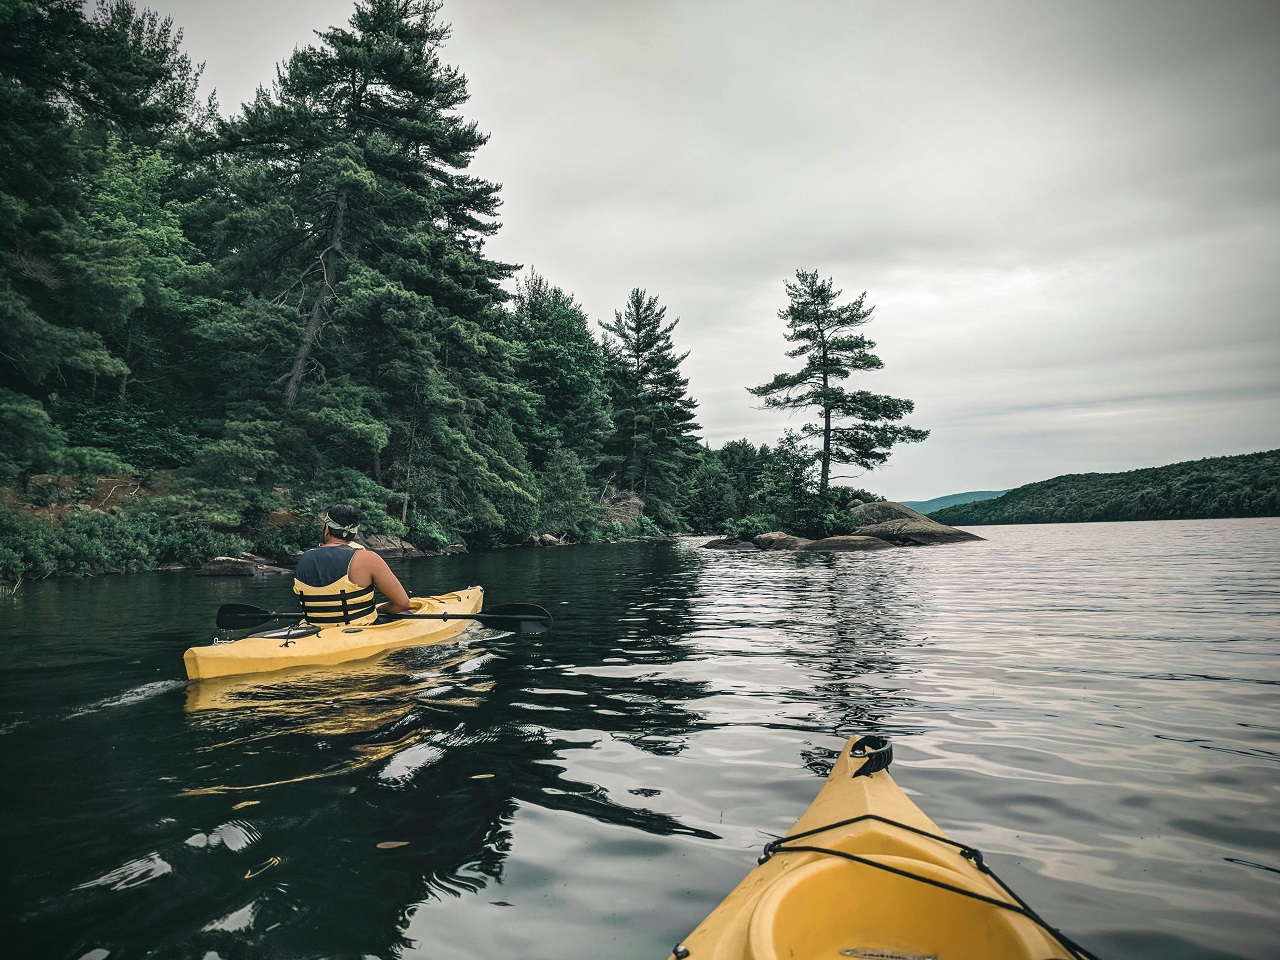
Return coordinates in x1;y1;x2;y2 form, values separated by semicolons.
325;514;360;535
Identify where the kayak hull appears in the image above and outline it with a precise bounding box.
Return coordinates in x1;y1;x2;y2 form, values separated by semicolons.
670;736;1078;960
184;587;484;680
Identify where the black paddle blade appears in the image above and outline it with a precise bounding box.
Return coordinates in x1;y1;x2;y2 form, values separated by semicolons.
215;603;299;630
473;602;553;634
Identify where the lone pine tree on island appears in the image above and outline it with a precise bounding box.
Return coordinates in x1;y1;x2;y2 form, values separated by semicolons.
750;270;929;495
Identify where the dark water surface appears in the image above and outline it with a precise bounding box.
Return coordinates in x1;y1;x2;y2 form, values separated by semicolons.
3;518;1278;959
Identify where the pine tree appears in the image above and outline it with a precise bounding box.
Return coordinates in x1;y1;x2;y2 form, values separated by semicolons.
505;271;612;470
1;0;200;391
750;270;928;494
600;288;701;525
192;0;535;540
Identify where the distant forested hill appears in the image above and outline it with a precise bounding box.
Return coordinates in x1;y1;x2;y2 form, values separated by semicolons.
903;490;1008;513
930;451;1280;525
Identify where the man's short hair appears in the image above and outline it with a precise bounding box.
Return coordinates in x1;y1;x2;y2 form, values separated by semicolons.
325;503;361;540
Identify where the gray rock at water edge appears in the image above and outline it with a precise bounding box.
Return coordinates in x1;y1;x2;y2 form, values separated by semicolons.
753;531;815;551
849;501;984;546
853;518;984;546
198;556;292;576
358;534;427;559
531;533;565;547
799;536;895;552
849;501;933;524
702;537;760;550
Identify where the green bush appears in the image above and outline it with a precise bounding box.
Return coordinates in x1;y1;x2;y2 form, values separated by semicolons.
722;514;779;541
0;507;247;579
604;516;665;539
406;516;452;550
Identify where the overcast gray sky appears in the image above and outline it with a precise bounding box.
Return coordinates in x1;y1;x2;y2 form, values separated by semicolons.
156;0;1280;501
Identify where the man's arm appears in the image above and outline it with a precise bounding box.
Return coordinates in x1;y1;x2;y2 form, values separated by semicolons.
355;551;412;613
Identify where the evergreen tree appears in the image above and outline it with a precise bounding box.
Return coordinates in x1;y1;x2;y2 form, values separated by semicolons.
1;0;200;392
535;445;605;540
684;452;740;532
600;288;701;526
1;0;209;480
753;430;820;532
749;270;929;494
190;0;535;541
715;438;770;516
504;271;612;470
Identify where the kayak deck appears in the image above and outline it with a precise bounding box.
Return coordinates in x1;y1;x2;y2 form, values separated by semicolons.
670;736;1092;960
184;586;484;680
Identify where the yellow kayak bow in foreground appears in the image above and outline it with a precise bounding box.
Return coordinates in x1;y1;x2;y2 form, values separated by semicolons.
669;736;1098;960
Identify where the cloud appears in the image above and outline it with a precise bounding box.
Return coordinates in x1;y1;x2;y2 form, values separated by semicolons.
152;0;1280;498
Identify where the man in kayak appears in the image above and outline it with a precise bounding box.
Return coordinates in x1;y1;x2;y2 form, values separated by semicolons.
293;504;412;625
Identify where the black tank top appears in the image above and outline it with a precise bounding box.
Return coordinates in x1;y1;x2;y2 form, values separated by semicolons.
295;545;357;587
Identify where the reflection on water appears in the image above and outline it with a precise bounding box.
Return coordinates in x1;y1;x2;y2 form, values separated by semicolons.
2;518;1278;959
182;641;496;794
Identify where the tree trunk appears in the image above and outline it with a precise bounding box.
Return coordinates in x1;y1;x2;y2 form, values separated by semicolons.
401;418;416;524
820;363;831;496
284;192;346;407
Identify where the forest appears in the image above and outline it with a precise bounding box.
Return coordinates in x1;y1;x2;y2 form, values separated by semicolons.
1;0;931;582
929;450;1280;526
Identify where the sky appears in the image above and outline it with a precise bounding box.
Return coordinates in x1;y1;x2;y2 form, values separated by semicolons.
151;0;1280;501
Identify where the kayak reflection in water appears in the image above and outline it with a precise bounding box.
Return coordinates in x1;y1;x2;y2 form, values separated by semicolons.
293;503;412;626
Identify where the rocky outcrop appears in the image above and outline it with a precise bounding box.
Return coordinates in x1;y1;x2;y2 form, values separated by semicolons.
800;535;895;552
599;485;646;528
753;531;815;550
359;534;427;559
699;501;983;553
198;556;292;576
849;501;984;545
848;501;932;525
703;537;762;550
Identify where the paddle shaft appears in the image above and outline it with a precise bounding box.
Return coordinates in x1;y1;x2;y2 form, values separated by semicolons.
215;600;550;633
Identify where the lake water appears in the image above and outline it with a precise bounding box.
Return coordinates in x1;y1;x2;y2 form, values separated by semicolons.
2;518;1278;959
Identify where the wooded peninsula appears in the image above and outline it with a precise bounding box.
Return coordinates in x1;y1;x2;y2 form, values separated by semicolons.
929;450;1280;526
2;0;932;583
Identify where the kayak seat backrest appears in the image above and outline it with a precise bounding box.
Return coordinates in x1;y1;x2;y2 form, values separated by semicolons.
817;823;972;873
745;854;1069;960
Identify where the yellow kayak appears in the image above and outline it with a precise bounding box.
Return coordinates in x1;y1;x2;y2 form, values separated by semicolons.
184;587;484;680
669;736;1096;960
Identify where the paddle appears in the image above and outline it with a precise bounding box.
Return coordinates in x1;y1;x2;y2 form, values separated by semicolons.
215;601;552;634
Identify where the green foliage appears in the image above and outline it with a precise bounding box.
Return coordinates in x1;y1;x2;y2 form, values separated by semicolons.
709;437;888;540
684;455;741;533
191;419;297;488
0;388;68;481
722;514;780;541
600;288;702;526
0;1;201;391
505;272;613;470
604;516;665;539
0;506;246;581
931;451;1280;525
752;431;820;533
536;446;606;540
406;517;452;550
51;395;199;472
749;270;928;492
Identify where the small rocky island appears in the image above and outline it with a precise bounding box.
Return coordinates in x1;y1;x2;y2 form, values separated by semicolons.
702;501;983;552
